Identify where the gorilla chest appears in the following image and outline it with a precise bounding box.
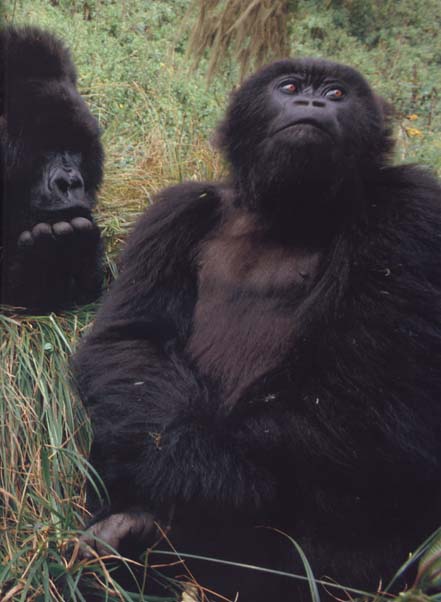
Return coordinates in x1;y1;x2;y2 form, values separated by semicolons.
187;230;321;398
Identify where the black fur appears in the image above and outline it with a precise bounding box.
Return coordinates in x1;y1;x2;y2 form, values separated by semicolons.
73;59;441;600
0;26;104;312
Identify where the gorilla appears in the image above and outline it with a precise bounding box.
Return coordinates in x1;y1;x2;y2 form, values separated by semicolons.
0;27;104;312
73;59;441;601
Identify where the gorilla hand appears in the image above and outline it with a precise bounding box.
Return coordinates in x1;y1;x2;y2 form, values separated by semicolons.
79;511;156;559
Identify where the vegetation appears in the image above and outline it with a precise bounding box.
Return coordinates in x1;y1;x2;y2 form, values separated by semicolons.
1;0;441;600
186;0;290;81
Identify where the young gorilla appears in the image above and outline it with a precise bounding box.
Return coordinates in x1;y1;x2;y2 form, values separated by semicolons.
0;27;104;312
74;59;441;600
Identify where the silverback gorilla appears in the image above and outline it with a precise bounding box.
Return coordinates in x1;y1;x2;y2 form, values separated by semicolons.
0;27;104;312
74;59;441;601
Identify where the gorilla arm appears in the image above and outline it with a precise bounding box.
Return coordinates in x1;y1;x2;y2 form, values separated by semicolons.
73;183;273;554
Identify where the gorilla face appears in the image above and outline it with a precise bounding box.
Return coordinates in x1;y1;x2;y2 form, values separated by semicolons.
264;72;349;172
29;151;90;221
3;73;103;233
215;59;392;209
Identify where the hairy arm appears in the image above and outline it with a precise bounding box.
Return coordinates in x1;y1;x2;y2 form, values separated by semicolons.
73;183;272;535
313;165;441;476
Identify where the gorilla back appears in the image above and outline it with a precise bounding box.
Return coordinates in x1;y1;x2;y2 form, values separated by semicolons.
74;59;441;601
0;26;104;312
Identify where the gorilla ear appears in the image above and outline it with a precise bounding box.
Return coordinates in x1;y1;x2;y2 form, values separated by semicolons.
210;83;241;153
375;94;395;125
210;121;227;152
374;94;395;161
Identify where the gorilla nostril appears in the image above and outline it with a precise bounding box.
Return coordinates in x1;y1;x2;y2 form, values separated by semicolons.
294;99;309;106
55;177;69;194
71;176;84;190
51;171;84;195
312;100;326;108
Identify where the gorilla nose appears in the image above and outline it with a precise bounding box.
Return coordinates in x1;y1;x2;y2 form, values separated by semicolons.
49;167;84;197
293;98;326;108
42;167;89;218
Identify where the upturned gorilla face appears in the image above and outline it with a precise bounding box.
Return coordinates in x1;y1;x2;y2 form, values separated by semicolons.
216;59;392;205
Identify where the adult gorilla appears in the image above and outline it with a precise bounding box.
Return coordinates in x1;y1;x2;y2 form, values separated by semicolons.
0;27;104;312
74;59;441;601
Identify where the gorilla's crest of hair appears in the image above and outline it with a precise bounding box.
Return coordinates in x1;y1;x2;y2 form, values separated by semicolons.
1;26;77;88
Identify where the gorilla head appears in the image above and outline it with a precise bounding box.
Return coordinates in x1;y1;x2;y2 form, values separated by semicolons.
0;26;104;311
1;26;103;227
216;59;393;215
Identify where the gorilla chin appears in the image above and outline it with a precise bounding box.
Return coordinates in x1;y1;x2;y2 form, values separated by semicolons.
273;120;334;139
259;129;343;208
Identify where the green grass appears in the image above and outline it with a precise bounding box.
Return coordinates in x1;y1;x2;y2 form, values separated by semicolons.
1;0;441;599
0;310;94;599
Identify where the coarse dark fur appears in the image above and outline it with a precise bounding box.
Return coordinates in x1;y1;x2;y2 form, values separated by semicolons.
0;26;104;312
73;59;441;601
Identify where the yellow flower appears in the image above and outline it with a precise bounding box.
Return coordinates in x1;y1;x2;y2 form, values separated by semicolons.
407;114;418;121
405;127;423;137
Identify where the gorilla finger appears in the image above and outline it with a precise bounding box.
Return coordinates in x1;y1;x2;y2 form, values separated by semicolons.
71;216;94;231
52;221;74;237
127;512;156;539
78;525;117;558
78;531;98;559
31;223;53;239
78;514;129;558
95;513;148;550
17;231;34;247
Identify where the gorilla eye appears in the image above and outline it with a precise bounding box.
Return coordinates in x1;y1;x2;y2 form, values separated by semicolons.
279;82;298;95
325;88;345;100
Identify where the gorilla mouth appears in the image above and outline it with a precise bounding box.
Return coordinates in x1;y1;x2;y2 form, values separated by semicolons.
273;119;331;137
